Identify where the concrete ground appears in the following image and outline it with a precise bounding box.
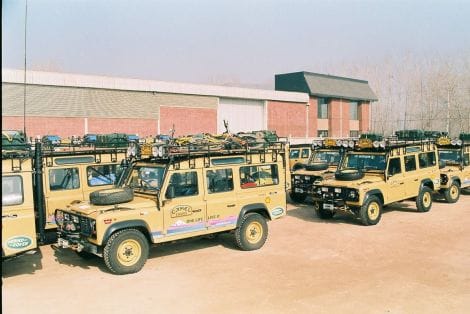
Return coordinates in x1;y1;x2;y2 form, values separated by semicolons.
3;193;470;314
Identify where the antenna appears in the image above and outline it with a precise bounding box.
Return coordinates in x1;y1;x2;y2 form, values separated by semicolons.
23;0;28;136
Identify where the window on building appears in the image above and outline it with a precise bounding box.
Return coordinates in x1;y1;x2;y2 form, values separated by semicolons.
206;169;234;194
350;130;359;137
49;168;80;190
318;98;329;119
2;176;24;206
350;101;359;120
317;130;329;137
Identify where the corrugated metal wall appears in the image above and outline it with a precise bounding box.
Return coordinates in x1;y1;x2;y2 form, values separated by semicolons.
217;98;265;133
2;83;219;121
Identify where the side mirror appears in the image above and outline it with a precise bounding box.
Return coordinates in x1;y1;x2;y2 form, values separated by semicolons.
439;160;446;169
165;185;175;199
464;159;469;166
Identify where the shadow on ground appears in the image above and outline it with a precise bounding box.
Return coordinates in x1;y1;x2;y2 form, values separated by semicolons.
2;249;43;278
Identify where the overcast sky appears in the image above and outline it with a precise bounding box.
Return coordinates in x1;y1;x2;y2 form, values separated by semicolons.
2;0;470;87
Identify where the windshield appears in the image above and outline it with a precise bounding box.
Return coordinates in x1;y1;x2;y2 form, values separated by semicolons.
310;150;341;165
126;165;166;192
341;153;386;172
438;149;461;164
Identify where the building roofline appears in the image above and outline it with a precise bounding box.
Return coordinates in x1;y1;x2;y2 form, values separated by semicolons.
275;71;370;84
2;68;309;103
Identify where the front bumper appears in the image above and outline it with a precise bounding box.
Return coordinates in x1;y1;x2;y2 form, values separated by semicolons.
56;232;100;255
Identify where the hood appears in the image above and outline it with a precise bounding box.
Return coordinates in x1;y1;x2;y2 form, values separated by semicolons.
320;174;384;188
64;195;157;216
293;166;337;176
441;165;461;173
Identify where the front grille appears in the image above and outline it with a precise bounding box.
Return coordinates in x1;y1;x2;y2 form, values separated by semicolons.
79;216;93;237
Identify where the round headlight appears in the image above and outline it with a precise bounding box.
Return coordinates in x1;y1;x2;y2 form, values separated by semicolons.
336;140;342;146
379;141;386;148
342;140;349;147
456;139;463;146
451;139;457;145
348;140;355;148
151;146;159;157
373;141;380;148
127;146;137;157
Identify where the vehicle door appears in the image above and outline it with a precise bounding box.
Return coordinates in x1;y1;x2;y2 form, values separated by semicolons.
2;173;37;257
204;167;238;230
161;169;206;238
403;154;421;197
83;163;121;196
289;149;300;169
44;166;84;229
301;148;310;163
385;157;405;203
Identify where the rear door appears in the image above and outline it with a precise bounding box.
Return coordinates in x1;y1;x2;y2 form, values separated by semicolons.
2;173;37;257
204;167;238;230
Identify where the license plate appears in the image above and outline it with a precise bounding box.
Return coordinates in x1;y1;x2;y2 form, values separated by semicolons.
323;203;334;210
295;188;303;193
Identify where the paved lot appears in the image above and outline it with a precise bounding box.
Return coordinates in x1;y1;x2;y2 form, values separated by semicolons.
3;193;470;314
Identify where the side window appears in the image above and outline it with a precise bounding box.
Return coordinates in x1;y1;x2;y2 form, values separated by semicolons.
87;164;119;186
206;169;234;194
240;164;279;189
418;152;436;169
2;176;24;206
404;155;417;172
290;149;300;159
166;171;198;198
301;149;310;159
387;158;402;176
49;168;80;190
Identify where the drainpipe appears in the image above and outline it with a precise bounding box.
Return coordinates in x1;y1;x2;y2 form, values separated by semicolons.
305;102;309;140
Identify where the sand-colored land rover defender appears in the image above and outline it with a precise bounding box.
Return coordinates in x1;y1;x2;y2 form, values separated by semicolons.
290;138;353;203
312;137;440;225
55;140;289;274
2;134;126;258
436;133;470;203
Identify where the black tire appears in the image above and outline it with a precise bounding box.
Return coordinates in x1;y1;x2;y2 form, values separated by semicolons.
305;163;329;171
335;168;364;181
315;202;334;219
416;186;433;212
290;191;307;203
359;196;382;226
443;181;460;203
75;250;96;260
103;229;149;275
292;163;305;171
90;187;134;205
235;213;268;251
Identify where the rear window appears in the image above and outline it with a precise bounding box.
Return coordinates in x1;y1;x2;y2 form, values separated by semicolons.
2;176;24;206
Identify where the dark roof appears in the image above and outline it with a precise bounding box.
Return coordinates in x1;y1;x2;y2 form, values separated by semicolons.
275;71;378;102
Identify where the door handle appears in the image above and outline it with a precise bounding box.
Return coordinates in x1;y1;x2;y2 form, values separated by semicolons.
399;182;404;185
414;179;418;182
2;214;18;218
227;204;236;207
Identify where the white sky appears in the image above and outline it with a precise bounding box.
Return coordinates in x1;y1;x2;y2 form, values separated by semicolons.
2;0;470;88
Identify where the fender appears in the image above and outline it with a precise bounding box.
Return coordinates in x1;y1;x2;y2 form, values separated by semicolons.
420;178;434;190
102;219;151;245
363;189;384;205
450;176;461;186
236;203;269;227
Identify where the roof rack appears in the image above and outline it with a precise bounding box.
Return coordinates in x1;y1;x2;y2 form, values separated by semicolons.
129;138;288;168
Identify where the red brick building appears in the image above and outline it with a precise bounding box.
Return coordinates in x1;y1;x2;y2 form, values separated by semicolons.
275;72;377;138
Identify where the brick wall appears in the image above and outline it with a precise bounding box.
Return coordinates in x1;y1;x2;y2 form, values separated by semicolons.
88;118;157;137
359;102;370;133
2;116;84;138
267;101;307;137
160;106;217;136
308;98;318;138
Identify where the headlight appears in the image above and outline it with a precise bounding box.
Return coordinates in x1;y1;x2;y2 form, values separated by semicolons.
347;189;359;201
127;145;137;157
348;140;355;148
304;176;310;180
456;139;463;146
334;188;342;193
373;141;380;148
321;187;328;192
72;215;80;224
55;210;64;227
336;140;342;147
379;141;386;148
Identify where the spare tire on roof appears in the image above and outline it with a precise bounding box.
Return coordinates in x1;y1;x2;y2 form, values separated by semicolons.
305;162;329;171
334;168;364;181
90;187;134;205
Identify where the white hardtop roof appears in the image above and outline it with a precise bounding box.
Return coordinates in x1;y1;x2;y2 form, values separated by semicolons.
2;68;309;103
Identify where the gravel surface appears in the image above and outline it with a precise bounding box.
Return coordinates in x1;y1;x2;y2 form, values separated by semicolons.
3;194;470;314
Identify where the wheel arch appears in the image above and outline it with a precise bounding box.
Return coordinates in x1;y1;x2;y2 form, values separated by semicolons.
236;204;270;227
420;178;435;190
364;189;384;205
102;220;152;245
450;176;461;186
